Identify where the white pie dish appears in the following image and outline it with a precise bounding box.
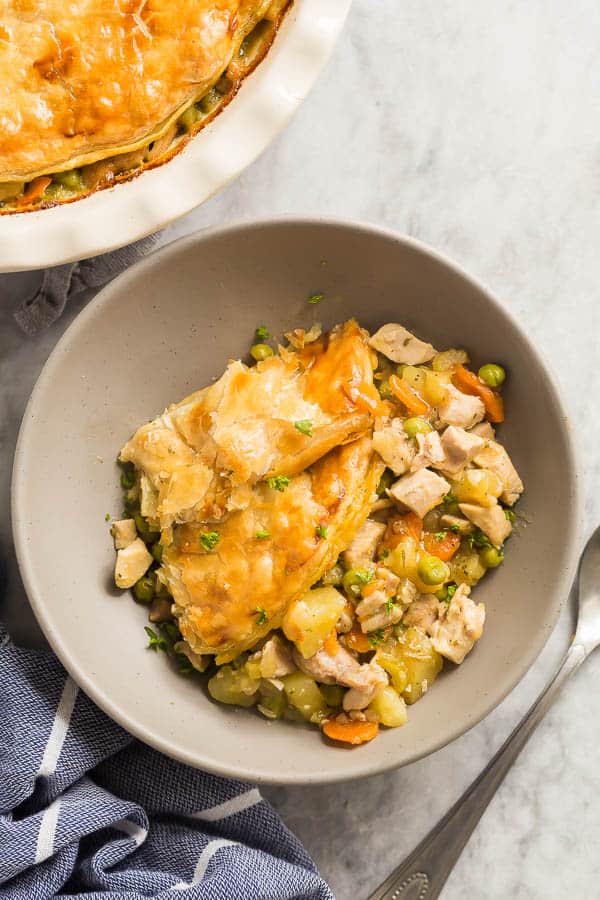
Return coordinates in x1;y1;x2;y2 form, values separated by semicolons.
11;218;583;784
0;0;351;273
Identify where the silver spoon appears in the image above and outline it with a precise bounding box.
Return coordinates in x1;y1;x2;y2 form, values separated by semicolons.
369;524;599;900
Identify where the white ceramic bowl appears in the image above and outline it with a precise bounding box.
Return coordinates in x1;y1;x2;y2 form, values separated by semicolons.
12;219;583;784
0;1;351;273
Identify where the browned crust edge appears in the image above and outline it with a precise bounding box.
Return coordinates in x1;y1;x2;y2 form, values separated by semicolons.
2;1;292;216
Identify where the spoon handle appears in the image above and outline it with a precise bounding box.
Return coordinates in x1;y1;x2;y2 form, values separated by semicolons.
368;641;587;900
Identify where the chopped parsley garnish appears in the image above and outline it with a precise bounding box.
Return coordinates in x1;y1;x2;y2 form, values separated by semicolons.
104;513;111;522
255;325;269;341
385;597;395;614
307;292;324;304
449;524;461;533
381;548;391;560
255;607;268;626
434;530;448;541
145;626;169;653
160;621;181;644
443;492;457;505
357;569;375;584
504;508;516;522
468;528;493;550
294;419;313;436
446;583;458;602
368;628;386;647
175;654;193;675
316;524;328;539
200;531;220;551
266;475;290;492
256;529;271;539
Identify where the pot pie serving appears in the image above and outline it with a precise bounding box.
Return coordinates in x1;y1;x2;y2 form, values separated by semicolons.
110;316;524;747
0;0;290;213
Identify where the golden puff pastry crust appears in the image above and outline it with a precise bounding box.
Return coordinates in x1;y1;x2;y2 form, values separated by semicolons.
0;0;289;208
160;436;384;662
120;320;382;531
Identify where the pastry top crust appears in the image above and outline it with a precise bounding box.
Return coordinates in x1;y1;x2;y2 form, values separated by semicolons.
0;0;269;180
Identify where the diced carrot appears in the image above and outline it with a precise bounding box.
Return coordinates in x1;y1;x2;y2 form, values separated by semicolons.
380;512;423;558
388;374;431;416
423;531;461;561
17;175;52;207
344;627;372;654
324;631;339;656
452;365;505;423
361;579;385;598
322;719;379;745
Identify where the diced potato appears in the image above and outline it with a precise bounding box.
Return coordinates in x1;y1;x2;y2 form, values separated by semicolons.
432;348;469;372
282;585;346;659
448;546;487;586
422;370;451;406
400;365;427;393
396;626;443;705
451;468;502;508
114;538;153;588
207;665;259;707
245;655;263;681
368;685;408;727
282;672;329;723
257;680;287;719
386;537;419;582
110;518;137;550
386;537;440;595
375;641;409;694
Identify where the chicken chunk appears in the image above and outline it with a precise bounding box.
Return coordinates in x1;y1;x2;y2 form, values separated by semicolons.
438;426;486;476
459;502;512;547
342;519;387;569
474;441;523;506
343;683;381;711
293;645;387;692
470;421;496;441
430;584;485;664
396;577;419;610
411;431;445;471
389;468;450;519
369;323;437;365
110;518;137;550
438;386;485;429
439;514;474;535
257;635;297;678
114;538;153;589
356;567;402;632
372;417;415;475
402;595;440;633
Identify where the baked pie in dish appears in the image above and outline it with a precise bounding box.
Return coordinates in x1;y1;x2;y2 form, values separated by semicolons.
0;0;290;213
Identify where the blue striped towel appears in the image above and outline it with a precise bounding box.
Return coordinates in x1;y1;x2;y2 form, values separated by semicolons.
0;625;333;899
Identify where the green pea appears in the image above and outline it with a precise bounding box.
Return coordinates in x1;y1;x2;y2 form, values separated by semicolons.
53;169;84;192
417;555;450;586
403;417;432;438
480;545;504;568
179;104;201;131
250;343;274;362
151;542;163;563
320;684;345;707
120;465;136;490
376;468;395;498
478;364;506;388
342;568;373;598
134;513;159;543
133;574;154;603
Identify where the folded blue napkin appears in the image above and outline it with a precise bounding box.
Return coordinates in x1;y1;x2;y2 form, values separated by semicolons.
0;625;333;899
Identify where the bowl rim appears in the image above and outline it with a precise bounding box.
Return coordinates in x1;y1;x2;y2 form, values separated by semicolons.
11;217;585;784
0;0;352;273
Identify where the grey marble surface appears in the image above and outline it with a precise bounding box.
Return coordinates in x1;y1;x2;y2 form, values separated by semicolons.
2;1;600;898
